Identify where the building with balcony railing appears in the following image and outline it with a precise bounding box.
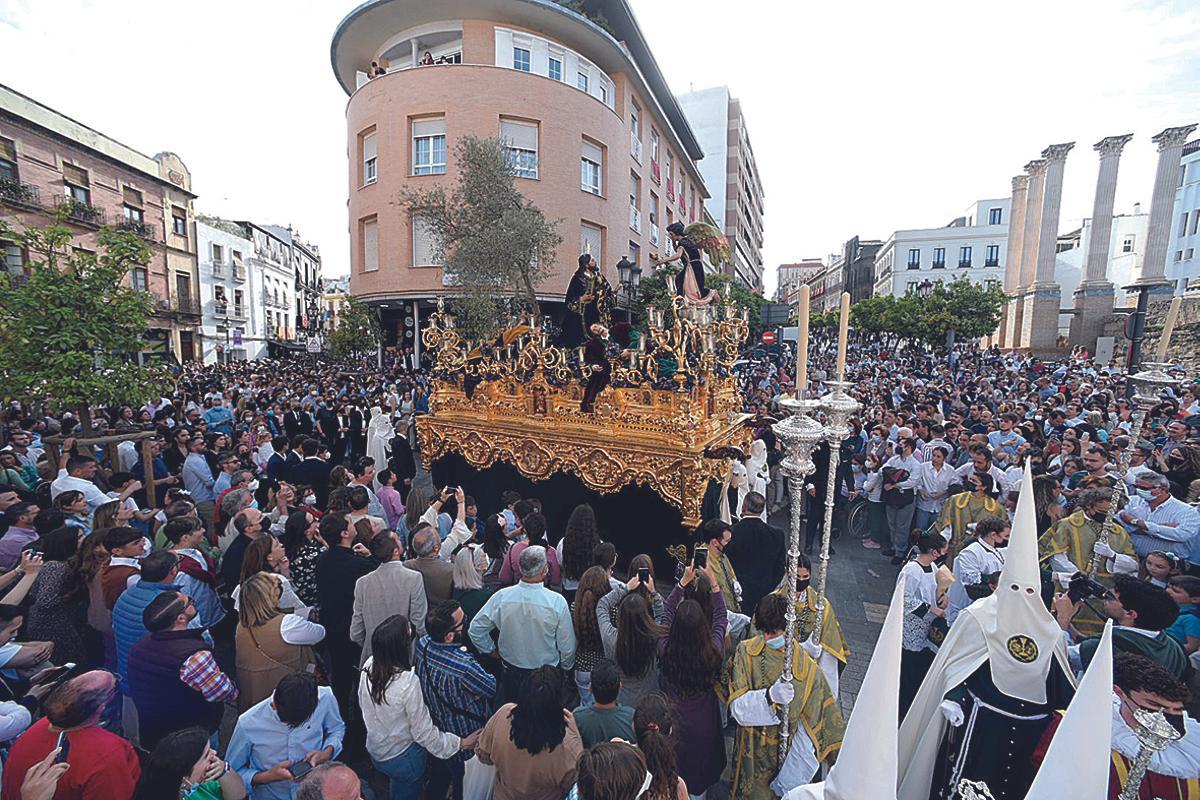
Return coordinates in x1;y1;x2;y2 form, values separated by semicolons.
0;82;201;362
678;86;765;291
332;0;708;353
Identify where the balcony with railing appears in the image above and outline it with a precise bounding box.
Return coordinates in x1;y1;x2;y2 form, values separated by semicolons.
958;260;972;269
650;222;660;247
115;218;156;241
211;261;227;278
630;132;643;164
214;301;228;316
232;263;247;282
629;206;642;235
173;295;201;317
651;160;660;184
53;195;105;227
229;305;247;320
0;177;41;210
984;259;1000;268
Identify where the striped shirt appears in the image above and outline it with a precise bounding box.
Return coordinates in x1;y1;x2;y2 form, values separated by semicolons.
414;636;497;762
1120;495;1200;562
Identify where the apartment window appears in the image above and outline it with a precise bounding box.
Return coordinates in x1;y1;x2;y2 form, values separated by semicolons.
1187;248;1195;260
959;246;972;267
0;137;15;181
600;85;608;105
513;47;531;71
629;172;640;209
1192;209;1200;236
412;118;446;175
988;207;1003;225
132;267;148;292
581;139;603;195
580;221;602;265
649;192;659;226
1;239;22;273
985;244;1000;266
932;247;945;268
361;217;379;273
362;130;377;186
906;281;918;294
211;243;224;264
1177;250;1185;263
62;163;90;204
1182;212;1191;237
172;206;187;236
577;71;589;92
630;103;640;139
548;57;563;81
413;215;441;267
122;186;143;207
906;248;920;269
650;129;660;164
1122;235;1135;253
234;289;244;313
123;205;144;224
501;119;539;180
628;241;640;269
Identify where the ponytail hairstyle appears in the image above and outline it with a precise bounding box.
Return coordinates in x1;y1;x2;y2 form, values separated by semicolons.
633;692;680;800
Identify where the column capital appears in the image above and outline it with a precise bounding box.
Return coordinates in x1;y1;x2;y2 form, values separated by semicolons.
1093;133;1134;158
1011;174;1029;191
1040;142;1076;163
1024;159;1047;176
1152;124;1198;152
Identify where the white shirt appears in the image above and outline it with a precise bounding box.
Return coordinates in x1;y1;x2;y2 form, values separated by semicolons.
899;560;940;653
907;461;957;513
357;662;459;763
231;574;312;619
278;613;326;646
420;504;472;562
949;539;1005;624
1120;494;1200;562
954;461;1011;495
50;469;111;511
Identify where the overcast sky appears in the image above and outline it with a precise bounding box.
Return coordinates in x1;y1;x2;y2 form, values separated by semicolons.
2;0;1198;296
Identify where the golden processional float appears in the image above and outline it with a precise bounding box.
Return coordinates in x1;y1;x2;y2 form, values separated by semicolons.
414;288;753;538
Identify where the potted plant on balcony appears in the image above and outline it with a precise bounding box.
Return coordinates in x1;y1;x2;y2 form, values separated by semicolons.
59;197;100;225
0;176;37;206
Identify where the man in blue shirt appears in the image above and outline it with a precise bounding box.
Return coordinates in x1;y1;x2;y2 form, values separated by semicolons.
182;435;216;533
469;545;575;704
202;398;234;437
227;672;345;800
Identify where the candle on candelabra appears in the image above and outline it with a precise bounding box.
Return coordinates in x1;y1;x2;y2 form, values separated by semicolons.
1155;296;1184;362
638;332;646;353
796;284;810;399
724;282;731;298
628;350;637;369
577;346;585;366
742;308;749;323
835;292;850;381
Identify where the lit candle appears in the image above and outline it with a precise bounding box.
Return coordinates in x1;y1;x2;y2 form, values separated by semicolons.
724;282;731;298
796;284;810;399
741;307;749;323
1156;295;1183;361
638;333;646;353
628;350;637;369
835;291;851;381
577;346;585;366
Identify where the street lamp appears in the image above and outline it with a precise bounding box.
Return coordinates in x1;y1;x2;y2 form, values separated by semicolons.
616;256;642;321
616;256;633;290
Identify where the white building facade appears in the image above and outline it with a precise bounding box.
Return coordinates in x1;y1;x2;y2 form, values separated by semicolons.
873;198;1010;298
197;220;259;363
1055;209;1148;313
677;86;765;291
1166;140;1200;291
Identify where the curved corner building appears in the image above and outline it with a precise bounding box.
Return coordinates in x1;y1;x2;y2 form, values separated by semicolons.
331;0;708;352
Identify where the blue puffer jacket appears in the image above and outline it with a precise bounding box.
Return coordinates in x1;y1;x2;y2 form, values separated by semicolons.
112;579;182;686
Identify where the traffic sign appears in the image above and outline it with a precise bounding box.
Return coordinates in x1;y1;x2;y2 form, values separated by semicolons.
761;330;776;345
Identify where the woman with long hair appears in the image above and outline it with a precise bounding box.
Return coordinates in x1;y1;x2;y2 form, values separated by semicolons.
558;504;601;600
572;565;613;706
596;581;666;707
53;490;90;535
359;614;474;800
231;535;310;617
1032;474;1066;535
477;665;584;800
234;572;324;711
479;512;511;588
133;726;247;800
25;526;89;665
1164;444;1200;500
451;544;494;625
658;563;727;797
281;509;325;606
571;741;650;800
91;499;133;533
632;693;688;800
399;487;429;547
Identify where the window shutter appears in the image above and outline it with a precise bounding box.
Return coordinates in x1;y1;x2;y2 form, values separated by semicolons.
63;163;88;185
363;132;377;161
412;118;445;138
122;186;142;206
581;140;602;165
362;218;379;272
500;120;537;151
580;223;602;263
0;138;15;161
413;215;439;266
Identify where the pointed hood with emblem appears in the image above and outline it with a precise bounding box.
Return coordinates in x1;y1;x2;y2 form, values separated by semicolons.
784;574;907;800
981;465;1065;704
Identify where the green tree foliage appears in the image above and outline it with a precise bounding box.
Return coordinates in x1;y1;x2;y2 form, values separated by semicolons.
401;136;562;342
0;221;171;436
846;278;1006;345
328;296;381;362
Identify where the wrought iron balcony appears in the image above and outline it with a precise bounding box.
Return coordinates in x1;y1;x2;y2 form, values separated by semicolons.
115;218;156;241
173;295;201;317
232;264;247;281
53;195;105;227
0;177;40;209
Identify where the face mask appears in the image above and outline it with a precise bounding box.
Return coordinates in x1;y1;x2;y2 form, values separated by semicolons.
796;579;811;593
765;635;786;650
140;538;153;559
1136;488;1155;501
247;480;260;493
249;500;259;511
304;494;317;506
1166;712;1188;737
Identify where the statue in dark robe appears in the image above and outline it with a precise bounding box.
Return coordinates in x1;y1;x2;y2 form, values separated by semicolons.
561;253;613;347
580;324;611;413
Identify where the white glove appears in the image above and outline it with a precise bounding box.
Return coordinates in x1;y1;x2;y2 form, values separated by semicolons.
940;527;953;542
1093;541;1115;559
939;700;965;727
769;677;795;706
1053;572;1076;589
800;631;823;660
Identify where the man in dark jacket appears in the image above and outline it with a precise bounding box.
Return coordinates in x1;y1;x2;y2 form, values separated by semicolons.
128;591;236;748
724;492;787;617
289;439;333;509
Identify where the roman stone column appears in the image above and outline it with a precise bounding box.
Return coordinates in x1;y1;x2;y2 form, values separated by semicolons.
1014;160;1046;348
1070;134;1133;351
999;174;1028;348
1025;143;1074;351
1137;124;1198;292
